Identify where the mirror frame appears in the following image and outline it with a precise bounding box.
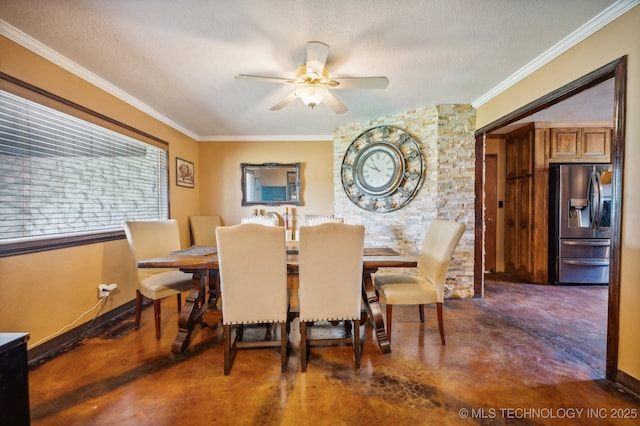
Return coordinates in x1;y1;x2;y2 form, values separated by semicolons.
241;162;302;206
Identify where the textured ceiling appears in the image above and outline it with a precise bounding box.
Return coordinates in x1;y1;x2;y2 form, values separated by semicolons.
0;0;631;141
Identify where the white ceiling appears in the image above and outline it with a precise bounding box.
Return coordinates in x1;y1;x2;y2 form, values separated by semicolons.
0;0;634;141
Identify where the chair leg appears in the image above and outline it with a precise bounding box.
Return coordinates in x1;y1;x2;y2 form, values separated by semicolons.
300;321;308;372
419;304;425;322
224;324;232;375
210;269;220;303
154;299;162;339
134;290;143;329
265;323;272;339
386;304;393;343
176;293;182;314
280;322;288;372
437;302;445;345
353;319;361;370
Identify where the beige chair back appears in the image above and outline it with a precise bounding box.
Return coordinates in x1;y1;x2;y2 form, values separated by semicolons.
216;224;289;324
240;215;279;226
418;219;465;302
189;215;222;246
305;214;344;226
123;219;182;282
298;222;365;322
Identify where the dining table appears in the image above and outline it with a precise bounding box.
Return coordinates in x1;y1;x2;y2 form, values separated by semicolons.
137;243;417;355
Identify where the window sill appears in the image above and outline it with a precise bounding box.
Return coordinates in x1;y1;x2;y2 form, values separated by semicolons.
0;231;126;258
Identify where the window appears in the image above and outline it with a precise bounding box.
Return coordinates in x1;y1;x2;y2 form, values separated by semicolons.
0;87;169;256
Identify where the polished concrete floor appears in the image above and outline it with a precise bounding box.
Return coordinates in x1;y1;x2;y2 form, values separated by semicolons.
28;275;639;425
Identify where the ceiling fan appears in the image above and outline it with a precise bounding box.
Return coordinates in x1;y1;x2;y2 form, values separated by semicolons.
235;41;389;114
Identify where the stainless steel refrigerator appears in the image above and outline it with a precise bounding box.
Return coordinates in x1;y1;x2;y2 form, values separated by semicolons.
548;164;612;284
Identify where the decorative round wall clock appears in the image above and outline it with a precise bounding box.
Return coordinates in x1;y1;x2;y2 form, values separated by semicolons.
341;125;425;212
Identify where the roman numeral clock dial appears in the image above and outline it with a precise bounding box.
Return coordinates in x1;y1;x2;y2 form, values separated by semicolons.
341;125;425;212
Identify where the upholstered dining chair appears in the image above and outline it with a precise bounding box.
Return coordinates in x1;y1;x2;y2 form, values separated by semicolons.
373;219;465;345
188;215;222;303
240;215;279;226
123;220;193;339
298;222;365;371
304;214;344;226
215;223;290;375
188;215;222;246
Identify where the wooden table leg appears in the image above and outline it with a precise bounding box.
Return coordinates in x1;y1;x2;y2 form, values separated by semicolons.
171;269;208;354
362;268;391;354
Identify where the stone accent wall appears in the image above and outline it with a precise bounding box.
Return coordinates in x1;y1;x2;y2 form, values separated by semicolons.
333;104;476;298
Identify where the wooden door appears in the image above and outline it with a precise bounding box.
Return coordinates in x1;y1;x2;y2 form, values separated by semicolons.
517;175;533;277
485;154;497;273
505;178;518;273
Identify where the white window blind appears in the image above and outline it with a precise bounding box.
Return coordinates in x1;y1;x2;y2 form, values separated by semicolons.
0;89;169;244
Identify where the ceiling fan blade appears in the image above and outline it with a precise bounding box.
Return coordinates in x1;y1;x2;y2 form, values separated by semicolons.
323;91;348;114
235;74;293;85
305;41;329;76
330;77;389;90
269;92;298;111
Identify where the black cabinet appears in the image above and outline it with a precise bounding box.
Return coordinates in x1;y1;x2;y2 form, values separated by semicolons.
1;333;30;425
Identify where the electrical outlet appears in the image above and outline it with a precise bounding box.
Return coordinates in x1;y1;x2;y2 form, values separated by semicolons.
98;283;118;299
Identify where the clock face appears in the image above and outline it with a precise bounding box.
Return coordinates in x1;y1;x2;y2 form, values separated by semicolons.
341;125;425;212
354;143;403;196
362;150;395;188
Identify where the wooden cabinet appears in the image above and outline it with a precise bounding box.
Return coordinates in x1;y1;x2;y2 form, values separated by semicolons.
504;124;548;283
549;127;611;162
506;130;533;179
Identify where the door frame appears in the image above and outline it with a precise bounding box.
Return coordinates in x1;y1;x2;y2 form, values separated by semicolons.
474;56;626;382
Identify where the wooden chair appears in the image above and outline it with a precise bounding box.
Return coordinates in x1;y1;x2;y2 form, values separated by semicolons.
298;222;365;371
215;223;290;375
373;219;465;345
123;220;192;339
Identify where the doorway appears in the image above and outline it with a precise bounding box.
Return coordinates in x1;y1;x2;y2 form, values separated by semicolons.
484;154;497;273
474;56;626;381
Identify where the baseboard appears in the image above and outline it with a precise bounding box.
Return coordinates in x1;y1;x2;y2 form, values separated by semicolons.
615;369;640;400
28;300;136;367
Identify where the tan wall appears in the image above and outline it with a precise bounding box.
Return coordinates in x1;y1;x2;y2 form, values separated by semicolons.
0;36;199;347
476;6;640;381
197;140;334;229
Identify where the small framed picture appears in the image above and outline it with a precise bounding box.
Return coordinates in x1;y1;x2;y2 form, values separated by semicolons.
176;157;194;188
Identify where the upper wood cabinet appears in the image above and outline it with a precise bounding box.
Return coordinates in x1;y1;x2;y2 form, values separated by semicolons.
549;127;611;163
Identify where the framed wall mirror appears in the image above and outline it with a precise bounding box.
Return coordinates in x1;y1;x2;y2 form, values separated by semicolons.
241;162;301;206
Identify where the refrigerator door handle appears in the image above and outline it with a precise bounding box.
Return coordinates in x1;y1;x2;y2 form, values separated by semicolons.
562;259;610;266
561;240;610;247
587;170;603;229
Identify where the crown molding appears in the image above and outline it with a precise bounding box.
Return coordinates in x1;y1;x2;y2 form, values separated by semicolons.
0;20;200;141
471;0;639;108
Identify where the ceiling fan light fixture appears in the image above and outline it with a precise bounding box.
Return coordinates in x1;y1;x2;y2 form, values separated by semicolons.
295;85;328;109
238;41;388;113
